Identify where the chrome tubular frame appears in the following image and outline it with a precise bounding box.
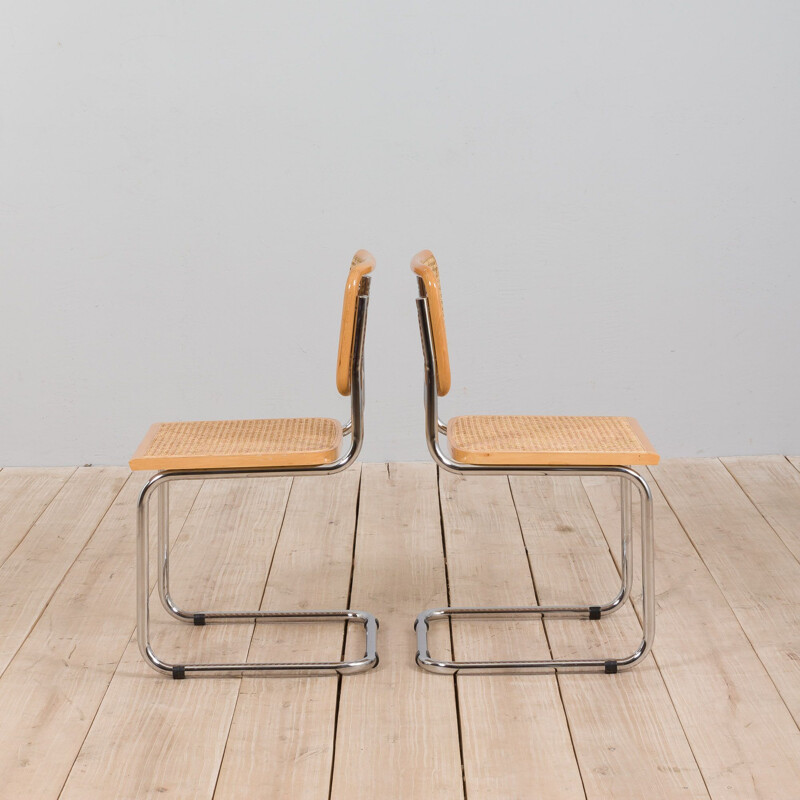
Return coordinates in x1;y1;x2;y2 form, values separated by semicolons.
413;295;655;675
137;284;378;678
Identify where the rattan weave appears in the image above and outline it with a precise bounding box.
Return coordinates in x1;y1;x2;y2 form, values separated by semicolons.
130;417;342;471
448;415;659;466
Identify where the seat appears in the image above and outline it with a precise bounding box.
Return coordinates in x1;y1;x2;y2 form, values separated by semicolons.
130;250;378;679
411;249;657;676
130;417;343;471
447;415;659;466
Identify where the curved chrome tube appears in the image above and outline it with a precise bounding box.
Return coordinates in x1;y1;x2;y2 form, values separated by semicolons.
136;291;378;678
413;295;655;674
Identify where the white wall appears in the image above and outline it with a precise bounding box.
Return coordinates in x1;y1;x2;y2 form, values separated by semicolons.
2;1;799;465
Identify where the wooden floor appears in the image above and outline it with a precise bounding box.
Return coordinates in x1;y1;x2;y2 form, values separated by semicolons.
1;459;800;799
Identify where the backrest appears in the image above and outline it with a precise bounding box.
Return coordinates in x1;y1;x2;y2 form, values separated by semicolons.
411;250;451;396
337;250;375;396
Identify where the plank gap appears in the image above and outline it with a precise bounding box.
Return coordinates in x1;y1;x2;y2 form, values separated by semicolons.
507;476;589;800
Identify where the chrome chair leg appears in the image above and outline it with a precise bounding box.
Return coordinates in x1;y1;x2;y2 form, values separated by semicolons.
415;470;654;675
590;476;634;618
155;482;193;623
137;472;379;679
617;476;634;609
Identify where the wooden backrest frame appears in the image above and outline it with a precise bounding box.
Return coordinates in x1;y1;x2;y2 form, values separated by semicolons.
411;250;451;396
337;250;375;396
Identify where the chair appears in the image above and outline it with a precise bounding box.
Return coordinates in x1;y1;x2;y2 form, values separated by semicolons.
130;250;378;678
410;250;657;675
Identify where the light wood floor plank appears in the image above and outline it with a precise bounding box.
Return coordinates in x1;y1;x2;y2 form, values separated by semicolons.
440;472;586;800
330;463;464;800
213;469;360;800
0;460;794;800
0;466;128;673
584;470;800;798
510;475;710;799
0;467;75;567
58;476;292;800
0;472;201;798
652;458;800;726
721;455;800;564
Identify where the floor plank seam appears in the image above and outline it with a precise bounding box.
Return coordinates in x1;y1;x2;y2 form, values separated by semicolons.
327;465;363;800
436;467;469;800
646;652;713;798
4;461;799;798
340;465;363;659
326;674;345;800
784;455;800;476
157;480;276;800
720;458;800;571
0;466;79;573
252;477;296;623
647;465;800;736
507;477;590;800
578;477;714;798
109;478;209;655
581;477;624;583
2;469;130;683
55;476;208;800
209;680;245;800
210;477;296;798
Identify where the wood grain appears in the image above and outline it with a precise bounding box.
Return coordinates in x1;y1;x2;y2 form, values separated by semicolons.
0;467;75;567
652;458;800;726
440;471;585;800
585;468;800;798
330;463;463;800
510;475;709;799
0;461;796;799
59;476;292;800
721;455;800;563
213;469;360;800
0;466;128;673
0;472;201;797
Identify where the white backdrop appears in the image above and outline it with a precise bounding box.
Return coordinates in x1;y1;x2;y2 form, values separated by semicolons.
2;1;799;465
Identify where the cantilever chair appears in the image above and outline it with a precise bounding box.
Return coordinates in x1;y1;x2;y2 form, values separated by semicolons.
130;250;378;679
411;250;658;675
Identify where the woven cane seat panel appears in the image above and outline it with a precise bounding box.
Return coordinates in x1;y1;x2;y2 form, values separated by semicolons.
130;418;342;471
447;415;659;466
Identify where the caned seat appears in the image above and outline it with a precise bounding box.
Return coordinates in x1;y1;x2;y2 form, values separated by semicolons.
130;417;343;471
447;415;659;467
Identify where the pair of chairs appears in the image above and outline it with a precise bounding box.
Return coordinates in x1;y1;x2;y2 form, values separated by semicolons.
130;250;658;679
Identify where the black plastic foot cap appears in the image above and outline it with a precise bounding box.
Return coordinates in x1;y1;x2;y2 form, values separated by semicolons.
589;606;602;620
172;666;186;680
193;613;206;626
604;660;618;674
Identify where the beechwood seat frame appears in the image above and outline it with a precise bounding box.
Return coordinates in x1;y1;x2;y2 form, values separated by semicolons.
134;260;377;679
412;260;655;676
